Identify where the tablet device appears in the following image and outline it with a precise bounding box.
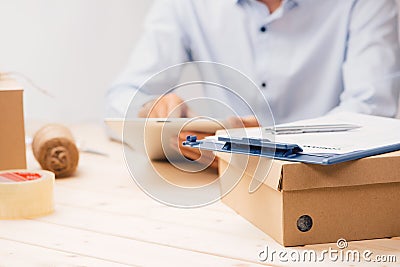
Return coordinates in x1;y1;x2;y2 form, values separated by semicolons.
105;118;225;160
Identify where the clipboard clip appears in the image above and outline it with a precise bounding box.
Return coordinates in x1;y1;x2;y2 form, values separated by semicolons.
183;136;303;158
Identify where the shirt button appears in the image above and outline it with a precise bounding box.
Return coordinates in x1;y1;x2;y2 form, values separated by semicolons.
261;82;267;88
260;26;267;33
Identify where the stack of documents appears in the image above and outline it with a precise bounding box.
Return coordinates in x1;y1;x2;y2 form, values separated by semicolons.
261;112;400;155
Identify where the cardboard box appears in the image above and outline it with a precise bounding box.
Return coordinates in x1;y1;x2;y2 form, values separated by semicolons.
217;151;400;247
0;77;27;170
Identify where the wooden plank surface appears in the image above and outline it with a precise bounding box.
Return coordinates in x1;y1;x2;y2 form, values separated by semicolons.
0;122;397;266
0;238;127;267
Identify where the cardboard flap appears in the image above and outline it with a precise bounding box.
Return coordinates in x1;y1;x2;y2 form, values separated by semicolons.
215;128;285;191
215;128;400;192
281;151;400;191
217;150;400;192
216;152;283;191
0;78;23;91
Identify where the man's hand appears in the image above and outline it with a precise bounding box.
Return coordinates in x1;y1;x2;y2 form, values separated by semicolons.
227;116;260;128
177;131;219;169
139;93;192;118
177;116;260;169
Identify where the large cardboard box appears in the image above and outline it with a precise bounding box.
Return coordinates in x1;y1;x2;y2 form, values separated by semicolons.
0;77;27;170
217;151;400;247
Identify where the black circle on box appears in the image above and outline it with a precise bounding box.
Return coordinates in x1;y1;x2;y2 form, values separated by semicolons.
297;215;313;232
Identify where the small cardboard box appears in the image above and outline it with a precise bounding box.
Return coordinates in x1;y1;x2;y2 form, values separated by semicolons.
0;77;27;170
217;151;400;247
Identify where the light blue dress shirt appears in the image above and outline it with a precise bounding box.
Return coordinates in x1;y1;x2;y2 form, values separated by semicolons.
107;0;400;124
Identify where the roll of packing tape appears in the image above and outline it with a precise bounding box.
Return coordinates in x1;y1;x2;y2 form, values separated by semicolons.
0;170;55;219
32;124;79;178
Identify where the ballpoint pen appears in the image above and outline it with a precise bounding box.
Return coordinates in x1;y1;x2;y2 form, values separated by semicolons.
264;124;361;135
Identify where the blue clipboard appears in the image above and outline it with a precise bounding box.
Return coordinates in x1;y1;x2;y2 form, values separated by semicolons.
183;136;400;165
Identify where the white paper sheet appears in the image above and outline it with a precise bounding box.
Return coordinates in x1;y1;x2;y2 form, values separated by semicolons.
217;112;400;155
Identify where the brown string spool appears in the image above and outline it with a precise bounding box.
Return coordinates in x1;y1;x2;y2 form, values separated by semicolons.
32;124;79;178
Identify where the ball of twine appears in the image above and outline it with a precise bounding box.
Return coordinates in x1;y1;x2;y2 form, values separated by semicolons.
32;124;79;178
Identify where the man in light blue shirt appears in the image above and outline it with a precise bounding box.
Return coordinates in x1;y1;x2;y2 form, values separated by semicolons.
107;0;400;123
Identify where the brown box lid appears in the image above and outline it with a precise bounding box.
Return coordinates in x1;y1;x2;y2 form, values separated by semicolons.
217;148;400;192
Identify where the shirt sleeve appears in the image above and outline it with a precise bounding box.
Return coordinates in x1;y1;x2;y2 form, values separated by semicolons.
105;0;190;118
334;0;400;117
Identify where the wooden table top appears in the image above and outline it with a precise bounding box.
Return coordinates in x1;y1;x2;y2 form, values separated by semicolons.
0;123;398;266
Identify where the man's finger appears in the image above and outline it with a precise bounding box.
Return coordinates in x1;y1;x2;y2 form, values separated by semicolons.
227;116;260;128
152;104;167;118
179;146;218;169
185;108;197;118
242;116;260;127
167;100;184;118
179;146;202;160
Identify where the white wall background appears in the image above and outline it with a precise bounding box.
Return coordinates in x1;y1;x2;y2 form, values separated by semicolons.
0;0;154;123
0;0;399;123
